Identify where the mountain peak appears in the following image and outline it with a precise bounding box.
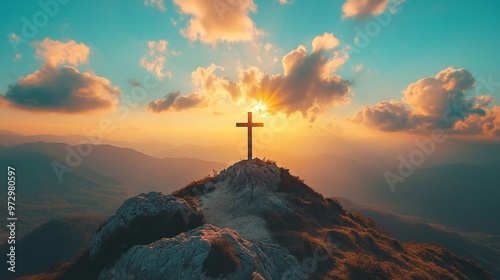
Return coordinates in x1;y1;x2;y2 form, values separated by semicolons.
175;158;323;201
179;158;292;242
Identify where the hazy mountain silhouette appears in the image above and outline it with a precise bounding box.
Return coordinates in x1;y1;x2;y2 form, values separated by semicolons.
0;216;106;279
0;130;174;157
378;163;500;235
377;138;500;167
0;143;226;241
0;147;129;242
4;142;227;192
22;159;493;279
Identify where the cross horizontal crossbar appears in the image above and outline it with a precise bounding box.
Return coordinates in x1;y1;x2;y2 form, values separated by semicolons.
236;123;264;127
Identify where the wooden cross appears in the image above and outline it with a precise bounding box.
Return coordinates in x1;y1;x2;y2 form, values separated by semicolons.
236;112;264;160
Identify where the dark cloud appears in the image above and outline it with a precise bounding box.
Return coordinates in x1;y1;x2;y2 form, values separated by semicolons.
348;100;414;132
453;106;500;136
1;38;120;114
349;67;500;136
147;91;204;113
1;65;120;113
147;91;180;112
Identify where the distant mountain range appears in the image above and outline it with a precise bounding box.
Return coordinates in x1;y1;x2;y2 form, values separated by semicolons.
0;142;227;242
0;146;129;243
0;130;174;157
7;142;228;191
374;162;500;235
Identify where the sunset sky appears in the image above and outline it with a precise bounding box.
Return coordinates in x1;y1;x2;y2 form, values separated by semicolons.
1;0;500;150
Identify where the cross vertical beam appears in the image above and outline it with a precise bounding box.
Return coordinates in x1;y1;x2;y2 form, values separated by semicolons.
236;112;264;160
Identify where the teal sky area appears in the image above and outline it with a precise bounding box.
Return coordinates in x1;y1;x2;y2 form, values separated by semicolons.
1;0;500;141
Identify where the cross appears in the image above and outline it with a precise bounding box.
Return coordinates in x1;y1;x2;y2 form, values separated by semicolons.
236;112;264;160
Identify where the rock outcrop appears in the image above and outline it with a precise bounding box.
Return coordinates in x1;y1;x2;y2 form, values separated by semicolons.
90;192;202;257
98;224;301;280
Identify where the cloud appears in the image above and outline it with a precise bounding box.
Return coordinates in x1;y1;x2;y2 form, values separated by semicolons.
140;40;171;79
349;67;500;136
453;106;500;136
264;43;273;52
348;100;413;132
144;0;166;11
148;34;351;120
9;33;19;43
0;38;120;114
33;38;90;67
403;67;479;128
170;17;178;26
147;63;240;113
342;0;390;18
351;64;363;73
309;33;349;76
147;91;204;112
1;65;120;113
312;33;340;53
172;0;262;45
190;63;241;102
148;91;180;112
8;33;23;60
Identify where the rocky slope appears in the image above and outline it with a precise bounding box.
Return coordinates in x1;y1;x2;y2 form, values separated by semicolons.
23;159;493;279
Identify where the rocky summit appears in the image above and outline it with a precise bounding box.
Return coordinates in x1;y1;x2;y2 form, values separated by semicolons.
23;159;493;280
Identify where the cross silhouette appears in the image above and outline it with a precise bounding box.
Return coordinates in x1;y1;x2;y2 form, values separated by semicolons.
236;112;264;160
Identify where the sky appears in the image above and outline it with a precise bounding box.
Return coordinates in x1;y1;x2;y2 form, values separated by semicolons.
1;0;500;150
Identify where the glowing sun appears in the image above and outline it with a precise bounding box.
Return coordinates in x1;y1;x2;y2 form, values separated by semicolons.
251;101;268;116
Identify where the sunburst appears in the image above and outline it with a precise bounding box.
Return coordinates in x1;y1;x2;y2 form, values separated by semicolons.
251;101;269;117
